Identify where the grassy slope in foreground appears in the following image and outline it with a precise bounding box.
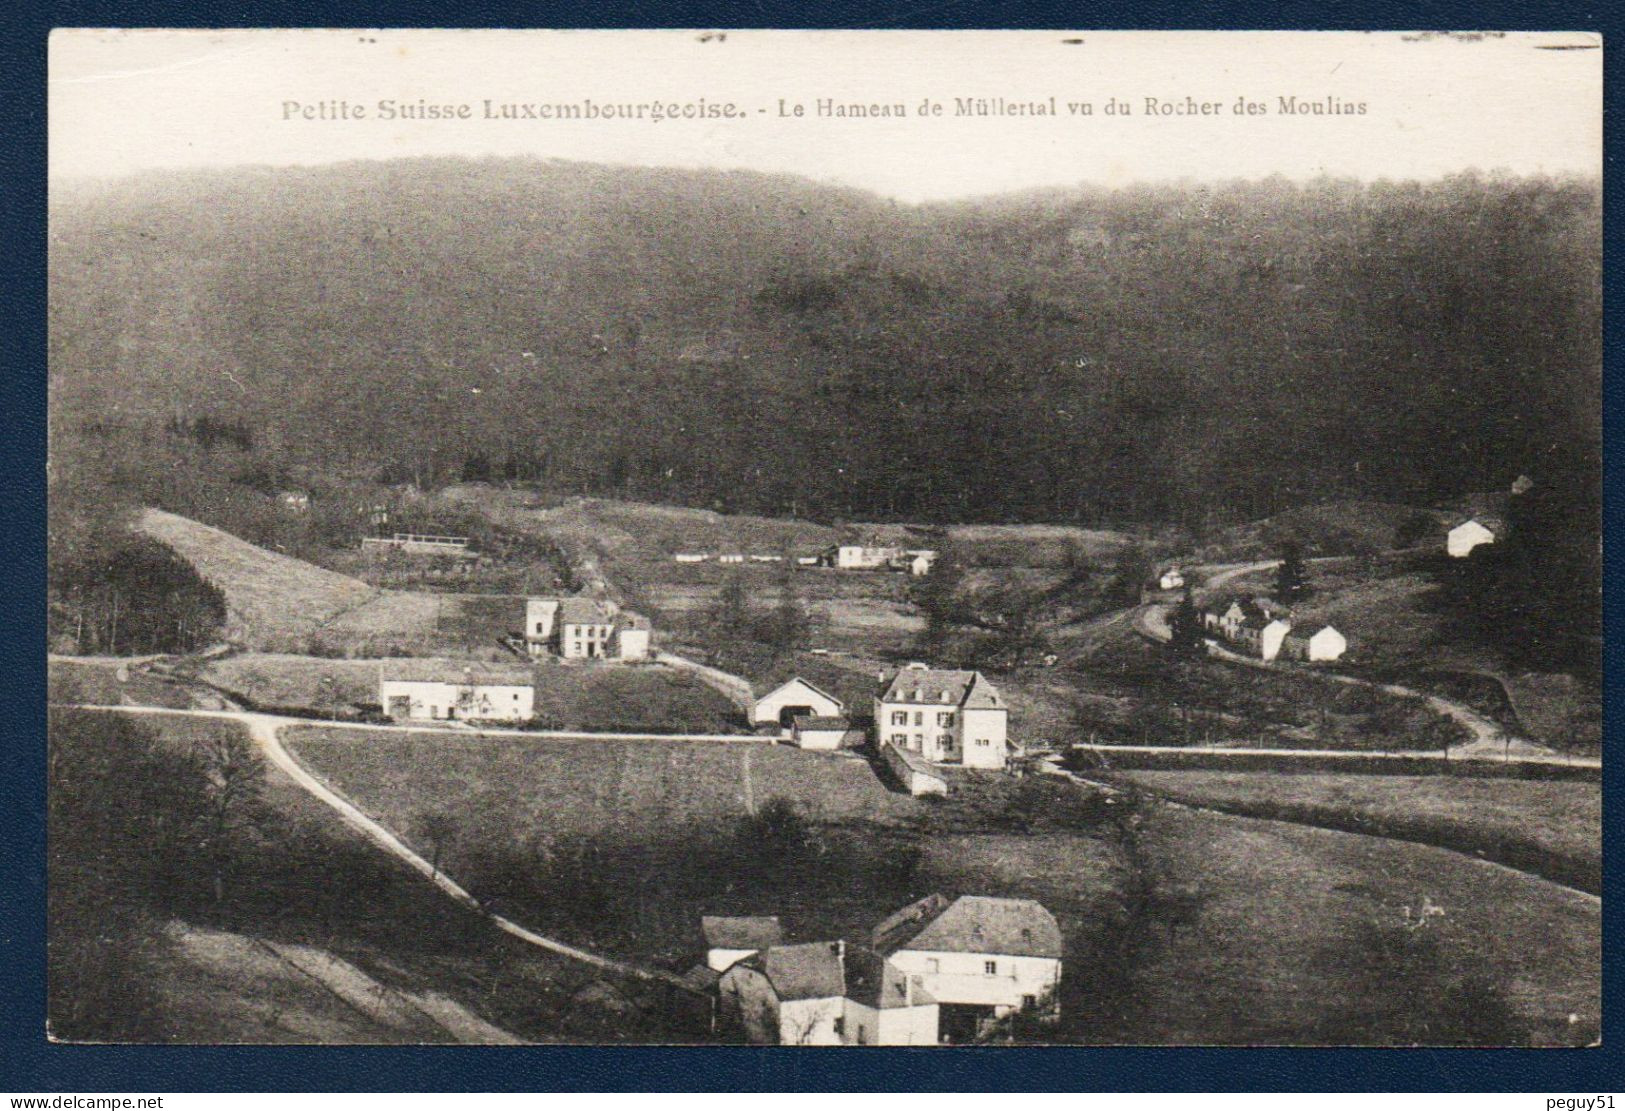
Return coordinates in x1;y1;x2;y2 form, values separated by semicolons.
1123;803;1597;1046
1122;770;1600;894
284;728;1126;1030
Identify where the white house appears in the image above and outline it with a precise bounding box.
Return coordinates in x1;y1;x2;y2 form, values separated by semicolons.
830;544;903;570
715;939;939;1046
790;715;852;751
612;611;652;661
717;941;849;1045
893;549;939;577
525;596;650;660
379;662;535;723
1260;618;1293;662
871;894;1062;1041
1280;624;1348;663
673;553;710;564
718;554;746;565
874;664;1008;769
751;677;845;732
1158;568;1185;591
1448;517;1500;558
796;556;821;567
702;915;784;972
841;948;939;1046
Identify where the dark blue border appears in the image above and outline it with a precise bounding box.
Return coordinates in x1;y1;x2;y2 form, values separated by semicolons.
7;0;1620;1093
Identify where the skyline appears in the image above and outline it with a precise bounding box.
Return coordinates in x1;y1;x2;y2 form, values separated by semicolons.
50;30;1601;202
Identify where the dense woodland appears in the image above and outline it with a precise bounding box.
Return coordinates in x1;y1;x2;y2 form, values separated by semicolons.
50;158;1600;530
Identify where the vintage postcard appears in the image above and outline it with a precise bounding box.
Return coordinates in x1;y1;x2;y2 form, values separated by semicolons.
46;29;1600;1046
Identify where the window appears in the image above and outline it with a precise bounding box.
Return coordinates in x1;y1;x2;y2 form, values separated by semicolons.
976;738;989;746
937;712;955;726
891;734;907;745
1022;994;1037;1010
832;1017;844;1036
984;960;998;976
914;712;923;726
938;734;953;750
891;711;908;726
926;958;940;973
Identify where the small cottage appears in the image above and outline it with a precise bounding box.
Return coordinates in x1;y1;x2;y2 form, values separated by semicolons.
379;662;535;723
1447;517;1501;558
790;714;852;751
1280;624;1348;663
751;677;845;732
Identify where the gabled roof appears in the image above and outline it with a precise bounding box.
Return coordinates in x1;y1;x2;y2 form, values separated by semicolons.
842;947;937;1010
872;895;1062;960
758;676;845;712
680;963;721;992
556;596;618;625
880;667;1004;710
1284;623;1342;644
614;611;652;631
383;660;536;686
702;915;783;951
746;942;847;1002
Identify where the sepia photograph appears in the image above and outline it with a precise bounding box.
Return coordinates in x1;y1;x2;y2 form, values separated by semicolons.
45;29;1601;1048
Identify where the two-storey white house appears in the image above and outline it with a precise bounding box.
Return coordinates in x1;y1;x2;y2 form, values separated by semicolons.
873;664;1009;769
871;894;1062;1042
379;661;535;723
524;596;650;660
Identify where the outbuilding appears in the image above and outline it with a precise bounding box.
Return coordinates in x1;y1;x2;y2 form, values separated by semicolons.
751;677;845;732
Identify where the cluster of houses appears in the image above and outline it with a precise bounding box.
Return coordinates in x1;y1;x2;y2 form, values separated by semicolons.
749;665;1011;770
694;893;1062;1045
1200;598;1347;663
671;545;939;577
376;595;653;723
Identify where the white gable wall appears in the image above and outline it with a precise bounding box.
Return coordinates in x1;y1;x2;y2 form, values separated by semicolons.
754;679;843;726
887;949;1060;1014
1448;520;1496;558
842;998;940;1046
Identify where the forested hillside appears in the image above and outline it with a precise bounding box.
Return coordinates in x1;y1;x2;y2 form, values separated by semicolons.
49;158;1600;528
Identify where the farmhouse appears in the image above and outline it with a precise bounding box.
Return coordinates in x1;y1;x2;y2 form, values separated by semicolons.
673;553;709;563
1448;516;1502;558
717;941;849;1045
790;715;853;750
524;596;651;660
825;543;904;570
715;940;939;1046
703;915;784;972
1279;623;1347;663
379;661;535;723
871;894;1062;1041
751;676;845;732
874;664;1009;769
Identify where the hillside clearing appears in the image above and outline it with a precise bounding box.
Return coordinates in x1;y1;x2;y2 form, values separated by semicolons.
1119;771;1600;894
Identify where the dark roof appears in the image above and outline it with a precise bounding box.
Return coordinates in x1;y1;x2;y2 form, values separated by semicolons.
881;667;1004;710
615;611;652;630
680;963;721;992
383;659;535;685
793;715;852;730
872;894;1062;959
749;942;848;1002
1284;623;1341;644
702;915;783;951
556;596;617;625
842;947;936;1010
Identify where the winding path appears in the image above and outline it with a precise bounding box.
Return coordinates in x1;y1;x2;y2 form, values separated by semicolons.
60;703;698;992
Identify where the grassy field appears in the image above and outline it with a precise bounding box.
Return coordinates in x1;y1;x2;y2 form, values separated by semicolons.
285;723;1597;1044
49;658;195;708
1117;802;1598;1045
138;507;453;653
51;709;684;1043
201;653;745;731
1118;771;1601;894
1203;499;1455;562
286;728;1126;1003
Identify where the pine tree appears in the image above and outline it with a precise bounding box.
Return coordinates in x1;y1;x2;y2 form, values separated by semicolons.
1275;541;1311;603
1167;588;1206;657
